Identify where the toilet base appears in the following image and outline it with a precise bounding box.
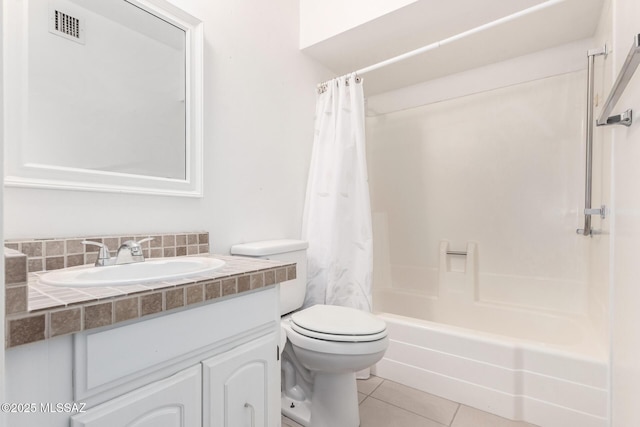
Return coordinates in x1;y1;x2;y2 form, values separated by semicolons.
281;394;311;426
282;371;360;427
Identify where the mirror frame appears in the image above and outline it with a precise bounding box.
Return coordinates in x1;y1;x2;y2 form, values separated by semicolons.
4;0;204;197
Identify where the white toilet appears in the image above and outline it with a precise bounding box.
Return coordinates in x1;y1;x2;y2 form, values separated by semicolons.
230;240;388;427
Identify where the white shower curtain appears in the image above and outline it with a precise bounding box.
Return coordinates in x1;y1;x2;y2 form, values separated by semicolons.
301;73;373;312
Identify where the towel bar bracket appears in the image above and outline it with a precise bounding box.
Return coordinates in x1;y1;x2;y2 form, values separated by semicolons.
585;205;607;219
597;109;633;127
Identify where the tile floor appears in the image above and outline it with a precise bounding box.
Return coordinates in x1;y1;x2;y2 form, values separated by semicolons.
281;376;539;427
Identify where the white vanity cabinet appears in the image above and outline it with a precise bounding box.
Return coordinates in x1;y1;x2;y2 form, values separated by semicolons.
203;333;279;427
5;286;281;427
70;365;202;427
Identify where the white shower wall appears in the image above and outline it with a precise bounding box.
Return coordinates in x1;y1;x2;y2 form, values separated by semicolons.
367;71;591;315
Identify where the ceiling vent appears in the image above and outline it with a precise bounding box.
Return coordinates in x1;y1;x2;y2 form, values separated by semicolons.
49;7;85;44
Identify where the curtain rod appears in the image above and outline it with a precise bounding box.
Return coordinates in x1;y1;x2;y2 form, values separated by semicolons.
354;0;565;76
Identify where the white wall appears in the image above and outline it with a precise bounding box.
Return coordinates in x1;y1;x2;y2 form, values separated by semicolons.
3;0;333;253
366;43;593;315
610;0;640;424
299;0;416;48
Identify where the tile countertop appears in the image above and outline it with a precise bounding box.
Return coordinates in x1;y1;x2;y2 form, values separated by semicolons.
6;254;295;348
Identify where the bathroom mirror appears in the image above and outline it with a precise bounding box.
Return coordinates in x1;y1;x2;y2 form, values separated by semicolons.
4;0;203;196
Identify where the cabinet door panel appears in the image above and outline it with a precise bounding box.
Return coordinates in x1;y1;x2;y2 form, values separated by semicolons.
71;365;201;427
203;333;277;427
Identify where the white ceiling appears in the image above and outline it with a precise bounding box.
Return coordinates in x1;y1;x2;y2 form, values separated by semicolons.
301;0;605;95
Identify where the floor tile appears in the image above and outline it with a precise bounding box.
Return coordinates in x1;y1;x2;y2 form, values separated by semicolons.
359;397;448;427
358;392;367;403
282;414;304;427
357;375;384;395
371;380;459;425
451;405;539;427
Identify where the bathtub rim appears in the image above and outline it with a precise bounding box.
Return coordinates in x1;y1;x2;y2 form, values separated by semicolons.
374;310;608;363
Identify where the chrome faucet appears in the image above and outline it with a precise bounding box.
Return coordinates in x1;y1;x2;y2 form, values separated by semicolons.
81;237;154;267
81;241;113;266
115;238;154;265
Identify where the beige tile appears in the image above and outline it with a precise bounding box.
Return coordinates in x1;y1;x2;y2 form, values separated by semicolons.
150;236;163;248
150;248;163;258
114;297;140;323
186;284;204;305
264;270;276;286
66;239;85;254
67;254;85;268
45;256;65;271
221;278;237;296
176;235;187;246
371;380;459;426
162;235;176;248
205;281;221;300
237;275;250;293
250;273;264;290
275;268;287;283
45;240;65;256
286;266;296;280
141;292;163;316
27;258;44;273
163;247;176;257
357;375;384;395
187;234;198;245
50;308;82;337
22;241;43;257
5;254;27;285
8;314;46;347
176;246;187;256
359;392;367;404
166;288;185;310
198;233;209;244
84;302;113;329
103;238;120;252
451;405;539;427
6;285;28;315
281;415;304;427
359;397;447;427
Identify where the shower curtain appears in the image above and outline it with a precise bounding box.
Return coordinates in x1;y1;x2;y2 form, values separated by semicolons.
301;73;373;312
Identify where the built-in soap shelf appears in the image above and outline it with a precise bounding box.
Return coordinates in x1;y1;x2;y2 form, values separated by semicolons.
438;240;478;301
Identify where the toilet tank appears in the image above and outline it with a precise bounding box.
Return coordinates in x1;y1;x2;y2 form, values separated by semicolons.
230;240;308;316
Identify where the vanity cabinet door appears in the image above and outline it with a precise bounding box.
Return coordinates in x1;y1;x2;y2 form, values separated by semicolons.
71;365;202;427
202;333;278;427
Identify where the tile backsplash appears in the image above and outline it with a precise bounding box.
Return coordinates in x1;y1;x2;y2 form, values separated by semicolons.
4;232;209;273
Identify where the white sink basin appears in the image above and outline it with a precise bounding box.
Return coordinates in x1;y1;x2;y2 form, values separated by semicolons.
39;257;226;287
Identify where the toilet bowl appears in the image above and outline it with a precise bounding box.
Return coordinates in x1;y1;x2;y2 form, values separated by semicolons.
281;305;388;427
230;240;389;427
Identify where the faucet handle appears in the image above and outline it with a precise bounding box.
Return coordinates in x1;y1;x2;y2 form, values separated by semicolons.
136;237;154;246
81;241;111;266
115;237;154;265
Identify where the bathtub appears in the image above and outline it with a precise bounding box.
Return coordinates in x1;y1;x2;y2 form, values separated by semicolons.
372;288;608;427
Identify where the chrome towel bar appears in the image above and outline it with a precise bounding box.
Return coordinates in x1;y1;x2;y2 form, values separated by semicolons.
597;33;640;127
577;46;606;236
578;33;640;236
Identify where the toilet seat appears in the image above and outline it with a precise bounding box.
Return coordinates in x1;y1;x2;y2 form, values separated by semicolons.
291;323;388;342
283;320;389;356
290;305;387;343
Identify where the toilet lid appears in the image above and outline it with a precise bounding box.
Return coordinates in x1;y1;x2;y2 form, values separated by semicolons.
290;305;387;342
